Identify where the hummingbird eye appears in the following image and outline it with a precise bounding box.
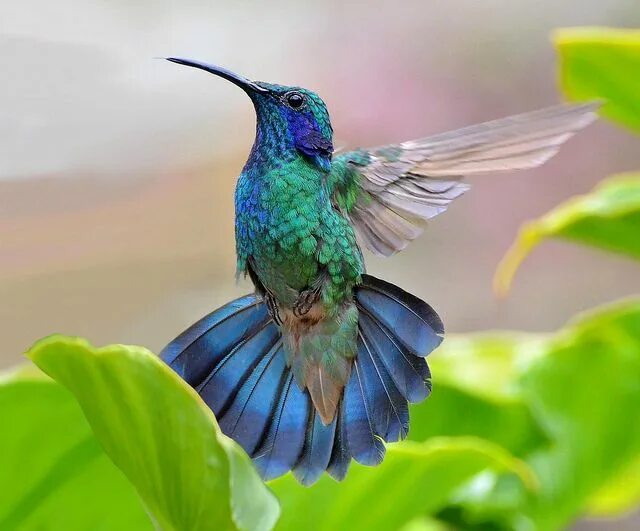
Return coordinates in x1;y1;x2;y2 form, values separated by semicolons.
285;91;305;109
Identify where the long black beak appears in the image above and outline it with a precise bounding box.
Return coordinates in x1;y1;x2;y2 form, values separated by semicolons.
165;57;268;94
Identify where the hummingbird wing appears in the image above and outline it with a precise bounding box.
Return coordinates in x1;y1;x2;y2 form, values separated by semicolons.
329;102;600;256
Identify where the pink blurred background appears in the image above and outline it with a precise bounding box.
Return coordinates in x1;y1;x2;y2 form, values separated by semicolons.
1;2;640;525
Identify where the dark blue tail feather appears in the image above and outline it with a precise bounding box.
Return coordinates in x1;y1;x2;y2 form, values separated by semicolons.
293;411;337;486
161;295;267;386
161;274;443;485
343;359;386;466
254;373;309;481
356;275;444;355
327;407;350;481
218;341;286;455
358;309;431;403
357;326;409;442
199;322;278;414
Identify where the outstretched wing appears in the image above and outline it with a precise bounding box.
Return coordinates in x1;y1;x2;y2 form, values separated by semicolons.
329;102;600;256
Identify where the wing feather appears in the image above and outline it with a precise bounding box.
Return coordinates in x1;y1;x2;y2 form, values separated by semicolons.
331;102;599;256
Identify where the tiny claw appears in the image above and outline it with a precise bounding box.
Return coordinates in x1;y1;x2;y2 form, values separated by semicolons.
292;287;321;318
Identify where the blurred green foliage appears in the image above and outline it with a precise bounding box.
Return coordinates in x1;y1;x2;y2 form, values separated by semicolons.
430;302;640;530
555;27;640;133
588;454;640;516
270;438;534;531
495;174;640;294
1;26;639;531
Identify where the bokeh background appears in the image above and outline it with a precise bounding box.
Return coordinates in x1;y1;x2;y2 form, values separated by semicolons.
2;1;639;528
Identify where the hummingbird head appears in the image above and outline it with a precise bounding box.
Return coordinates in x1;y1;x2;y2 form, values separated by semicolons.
166;58;334;171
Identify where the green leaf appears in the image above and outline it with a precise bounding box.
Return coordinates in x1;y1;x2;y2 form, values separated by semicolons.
398;516;455;531
408;385;548;459
434;300;640;529
270;437;535;531
495;174;640;295
521;300;640;529
26;336;280;531
586;453;640;517
555;27;640;133
0;367;152;530
429;334;547;403
411;334;549;456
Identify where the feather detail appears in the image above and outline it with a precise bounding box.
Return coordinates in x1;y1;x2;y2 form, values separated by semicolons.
254;372;310;481
358;310;431;403
343;358;386;466
327;408;351;481
160;294;267;386
357;328;409;442
331;102;600;256
356;275;444;355
197;322;279;415
293;410;337;486
288;302;358;425
304;363;344;425
218;341;286;455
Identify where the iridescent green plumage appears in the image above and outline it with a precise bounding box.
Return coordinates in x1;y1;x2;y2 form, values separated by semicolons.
236;156;363;309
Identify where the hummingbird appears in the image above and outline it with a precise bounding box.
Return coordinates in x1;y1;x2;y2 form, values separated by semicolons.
161;57;598;485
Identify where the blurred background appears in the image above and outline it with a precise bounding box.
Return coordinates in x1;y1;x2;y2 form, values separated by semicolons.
1;1;639;526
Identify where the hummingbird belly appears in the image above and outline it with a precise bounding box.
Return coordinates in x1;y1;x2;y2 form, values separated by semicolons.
251;236;320;307
235;163;363;310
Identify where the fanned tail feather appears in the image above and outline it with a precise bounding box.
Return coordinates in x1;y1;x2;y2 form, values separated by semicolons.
293;411;337;486
161;274;443;485
356;275;444;355
358;310;432;403
343;358;386;466
253;373;309;480
326;408;351;481
217;340;286;455
357;326;409;442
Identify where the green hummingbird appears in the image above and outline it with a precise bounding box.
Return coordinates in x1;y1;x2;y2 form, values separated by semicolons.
161;57;598;485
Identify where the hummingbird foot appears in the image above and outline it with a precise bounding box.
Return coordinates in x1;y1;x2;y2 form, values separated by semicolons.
292;286;322;318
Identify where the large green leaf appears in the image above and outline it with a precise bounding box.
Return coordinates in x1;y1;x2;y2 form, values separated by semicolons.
432;300;640;530
495;174;640;295
428;334;547;403
555;27;640;133
586;453;640;517
26;336;280;531
409;335;550;458
408;383;548;459
270;437;535;531
522;301;640;529
0;366;152;530
399;517;454;531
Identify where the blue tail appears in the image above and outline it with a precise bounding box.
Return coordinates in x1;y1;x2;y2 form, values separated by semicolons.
161;274;443;485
